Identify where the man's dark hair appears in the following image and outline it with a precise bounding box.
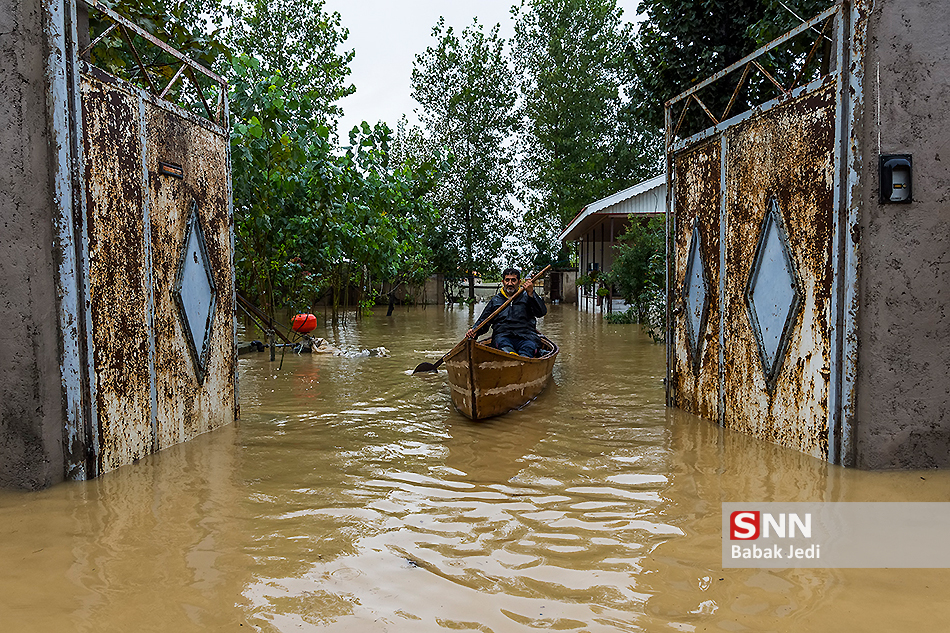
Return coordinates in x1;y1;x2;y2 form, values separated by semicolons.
502;267;521;280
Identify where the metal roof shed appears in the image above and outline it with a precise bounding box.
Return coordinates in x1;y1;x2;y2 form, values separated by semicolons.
558;175;666;312
559;174;666;243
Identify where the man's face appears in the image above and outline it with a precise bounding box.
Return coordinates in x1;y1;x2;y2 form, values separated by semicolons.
503;274;520;295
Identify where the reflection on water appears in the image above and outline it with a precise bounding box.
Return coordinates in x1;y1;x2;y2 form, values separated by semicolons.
2;304;950;632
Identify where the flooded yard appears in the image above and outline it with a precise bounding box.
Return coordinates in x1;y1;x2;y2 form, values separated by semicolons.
2;304;949;632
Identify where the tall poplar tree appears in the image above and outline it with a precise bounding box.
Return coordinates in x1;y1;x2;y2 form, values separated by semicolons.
412;18;519;298
228;0;356;125
511;0;660;244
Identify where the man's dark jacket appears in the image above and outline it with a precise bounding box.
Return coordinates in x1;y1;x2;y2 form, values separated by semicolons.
471;290;547;341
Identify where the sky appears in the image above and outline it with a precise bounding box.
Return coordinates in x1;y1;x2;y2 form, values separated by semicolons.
320;0;644;138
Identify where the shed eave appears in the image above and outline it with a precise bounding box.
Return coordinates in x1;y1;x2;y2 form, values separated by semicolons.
557;173;667;243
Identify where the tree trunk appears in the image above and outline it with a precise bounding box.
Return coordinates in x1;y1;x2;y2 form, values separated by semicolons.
331;265;340;327
343;264;350;325
466;202;475;300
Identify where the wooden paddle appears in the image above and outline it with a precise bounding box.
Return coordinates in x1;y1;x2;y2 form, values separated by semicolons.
413;265;551;373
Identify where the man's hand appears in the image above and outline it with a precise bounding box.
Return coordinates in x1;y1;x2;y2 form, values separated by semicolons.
466;328;477;339
522;278;535;296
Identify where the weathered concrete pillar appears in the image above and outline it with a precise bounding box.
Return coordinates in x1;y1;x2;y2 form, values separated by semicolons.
0;0;68;488
853;0;950;468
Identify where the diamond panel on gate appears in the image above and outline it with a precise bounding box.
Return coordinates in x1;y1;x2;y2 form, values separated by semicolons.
682;221;709;370
173;202;217;383
745;199;801;386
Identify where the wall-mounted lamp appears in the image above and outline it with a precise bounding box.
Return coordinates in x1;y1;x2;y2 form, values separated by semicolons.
880;154;912;203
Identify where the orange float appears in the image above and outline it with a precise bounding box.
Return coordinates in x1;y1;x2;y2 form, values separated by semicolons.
291;313;317;334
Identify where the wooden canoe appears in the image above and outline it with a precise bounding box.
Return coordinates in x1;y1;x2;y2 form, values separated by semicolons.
443;336;558;420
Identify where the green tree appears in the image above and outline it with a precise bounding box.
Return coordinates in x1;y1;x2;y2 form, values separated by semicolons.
227;0;355;126
412;18;519;300
749;0;836;45
325;122;443;321
230;57;443;324
511;0;659;243
390;116;460;303
229;55;333;318
629;0;834;137
605;217;664;305
603;216;665;336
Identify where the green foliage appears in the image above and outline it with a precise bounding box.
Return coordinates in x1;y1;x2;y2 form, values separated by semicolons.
603;216;665;333
229;55;332;316
629;0;835;136
227;0;356;125
89;1;447;324
230;56;443;322
604;308;637;324
86;0;229;112
390;116;457;285
748;1;836;46
511;0;662;256
412;18;519;298
575;274;595;288
358;289;378;316
630;0;762;133
336;121;444;295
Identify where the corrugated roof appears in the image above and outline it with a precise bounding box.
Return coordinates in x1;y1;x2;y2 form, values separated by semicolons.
558;174;666;243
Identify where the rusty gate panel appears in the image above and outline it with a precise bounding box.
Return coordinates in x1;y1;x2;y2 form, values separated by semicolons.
78;63;234;475
670;139;721;420
81;72;154;472
721;83;837;460
146;104;234;448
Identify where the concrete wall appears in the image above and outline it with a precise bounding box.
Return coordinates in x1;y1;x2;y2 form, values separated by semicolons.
379;274;444;305
0;0;66;488
551;270;577;304
854;0;950;468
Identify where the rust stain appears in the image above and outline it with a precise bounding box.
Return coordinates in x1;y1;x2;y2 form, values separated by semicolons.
80;68;234;474
721;83;836;460
146;103;234;449
671;138;721;421
81;76;153;473
670;81;837;461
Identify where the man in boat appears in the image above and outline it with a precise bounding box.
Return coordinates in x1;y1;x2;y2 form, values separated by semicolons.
465;268;547;357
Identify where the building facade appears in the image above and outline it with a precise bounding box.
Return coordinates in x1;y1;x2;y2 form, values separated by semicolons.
559;175;666;313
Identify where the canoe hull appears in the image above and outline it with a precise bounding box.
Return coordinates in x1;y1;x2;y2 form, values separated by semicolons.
444;337;558;420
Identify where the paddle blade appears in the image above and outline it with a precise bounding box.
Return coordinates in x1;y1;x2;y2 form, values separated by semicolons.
412;362;439;373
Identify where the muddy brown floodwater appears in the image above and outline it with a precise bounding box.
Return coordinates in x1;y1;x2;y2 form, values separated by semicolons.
2;304;950;632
